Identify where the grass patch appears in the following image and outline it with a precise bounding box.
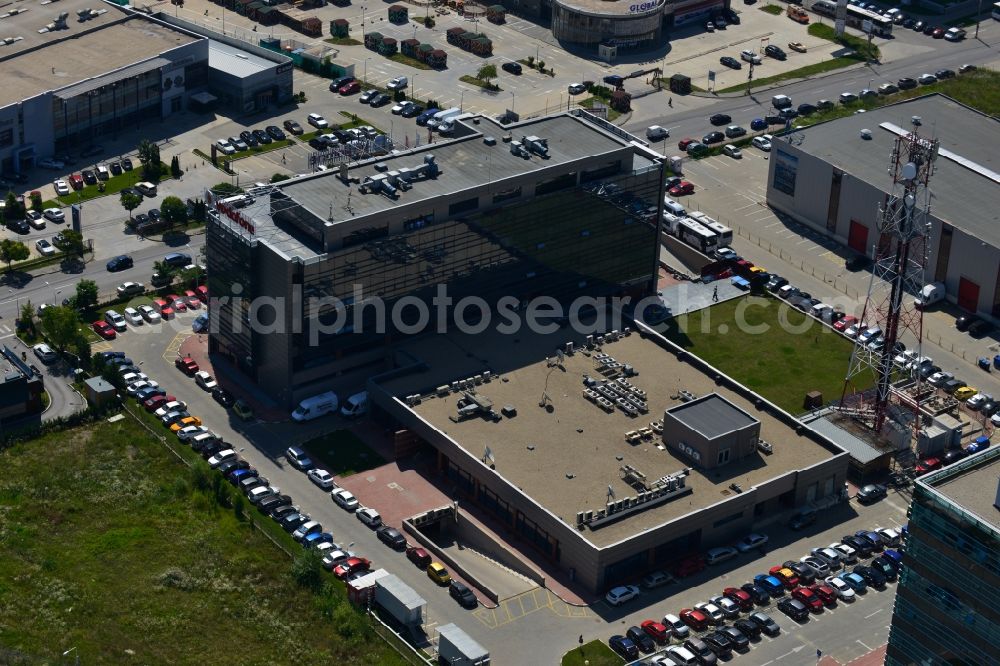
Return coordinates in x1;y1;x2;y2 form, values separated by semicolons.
458;75;501;92
808;22;880;61
0;417;409;664
336;111;383;133
579;97;622;122
303;430;386;478
56;163;170;206
228;138;294;161
562;640;622;666
39;199;61;210
387;53;433;71
715;57;861;93
324;36;362;46
661;296;872;414
761;4;783;14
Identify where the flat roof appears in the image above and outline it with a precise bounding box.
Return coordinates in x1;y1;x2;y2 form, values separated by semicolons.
0;0;119;58
209;39;274;77
794;95;1000;247
0;9;198;108
554;0;665;17
383;324;839;547
668;394;757;439
924;447;1000;533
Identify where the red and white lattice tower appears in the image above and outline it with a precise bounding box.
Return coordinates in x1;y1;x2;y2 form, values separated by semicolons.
840;115;940;434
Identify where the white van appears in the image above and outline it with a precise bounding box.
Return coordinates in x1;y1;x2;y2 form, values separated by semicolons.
663;196;686;217
135;182;157;197
292;391;339;422
340;391;368;418
427;107;460;129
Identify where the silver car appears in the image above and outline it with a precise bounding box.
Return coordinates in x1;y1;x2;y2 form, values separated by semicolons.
799;555;831;577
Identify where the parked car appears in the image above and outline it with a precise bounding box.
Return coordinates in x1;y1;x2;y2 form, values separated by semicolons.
857;483;888;504
777;598;809;621
285;446;313;470
356;506;382;528
720;56;742;69
626;625;656;654
608;635;638;661
376;525;407;550
606;585;640;606
449;580;478;608
427;562;451;585
283;119;304;135
709;113;731;126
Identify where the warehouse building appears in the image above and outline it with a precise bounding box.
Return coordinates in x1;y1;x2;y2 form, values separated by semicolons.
765;95;1000;319
205;112;665;407
369;320;850;593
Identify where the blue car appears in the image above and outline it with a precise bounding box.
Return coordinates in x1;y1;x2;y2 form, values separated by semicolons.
303;532;334;548
608;635;638;660
967;436;990;454
106;255;133;272
754;574;785;595
839;571;867;593
416;108;440;126
228;468;255;485
751;118;768;131
99;351;126;361
883;549;903;567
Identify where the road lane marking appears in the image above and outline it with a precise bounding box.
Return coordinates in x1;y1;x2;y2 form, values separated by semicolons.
865;608;883;619
857;639;872;650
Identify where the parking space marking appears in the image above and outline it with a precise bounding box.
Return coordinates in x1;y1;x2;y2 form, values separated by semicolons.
864;608;883;619
92;341;112;353
162;331;192;361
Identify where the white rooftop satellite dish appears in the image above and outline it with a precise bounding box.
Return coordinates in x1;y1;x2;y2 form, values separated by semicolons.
902;162;918;181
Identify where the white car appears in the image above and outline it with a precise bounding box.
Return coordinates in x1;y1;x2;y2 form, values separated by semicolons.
694;601;724;625
800;555;830;577
307;113;329;129
104;310;127;333
194;370;218;391
127;380;157;396
33;343;58;364
928;371;954;386
567;82;587;95
845;322;867;339
356;506;381;527
967;393;992;410
641;570;675;588
740;49;762;65
117;281;145;297
322;548;352;570
121;371;148;385
708;595;740;618
723;145;742;159
53;180;70;196
605;585;640;607
811;547;844;570
918;73;937;85
662;613;690;639
331;488;359;511
26;210;45;230
38;157;65;170
215;139;235;155
123;307;143;326
825;575;856;601
752;135;772;152
35;239;56;256
247;485;277;504
894;349;918;367
154;401;187;418
830;541;858;564
208;449;237;468
176;425;208;442
735;533;769;553
43;208;65;223
391;101;413;115
386;76;408;90
877;527;901;547
139;304;161;324
308;468;336;489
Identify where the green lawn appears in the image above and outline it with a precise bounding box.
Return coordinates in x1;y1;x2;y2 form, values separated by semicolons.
56;163;169;206
388;53;433;71
579;97;622;122
228;138;294;161
808;23;880;61
662;296;871;414
324;36;362;46
715;57;862;94
304;429;387;478
0;417;409;665
458;75;501;92
761;4;783;14
562;640;623;665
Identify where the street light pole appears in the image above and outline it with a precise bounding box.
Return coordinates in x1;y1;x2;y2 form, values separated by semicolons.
361;5;367;38
975;0;983;38
364;57;371;84
460;90;465;112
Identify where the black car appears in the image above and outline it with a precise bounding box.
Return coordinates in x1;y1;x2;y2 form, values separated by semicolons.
329;76;355;91
240;475;267;493
942;448;969;466
683;637;717;665
897;77;918;90
369;93;391;107
846;253;873;271
376;525;407;550
82;169;97;185
7;218;29;234
703;631;733;658
784;561;816;586
109;162;122;176
764;44;786;60
741;582;771;605
120;187;143;201
309;137;327;150
703;131;725;144
213;387;235;408
935;69;956;79
133;213;149;228
449;580;478;608
734;617;761;640
199;441;224;460
922;24;936;35
749;611;780;636
257;493;288;514
106;255;133;272
777;598;809;621
217;460;248;477
797;103;817;115
625;626;656;654
148;208;161;222
266;125;287;141
956;314;978;331
608;636;638;660
871;556;898;582
913;20;926;31
854;564;886;588
240;130;259;148
718;626;749;651
252;129;272;145
164;252;192;267
121;157;133;171
902;18;916;28
709;113;732;126
779;108;799;120
280;512;309;532
724;8;740;23
969;319;993;337
842;534;874;557
857;483;888;504
283;119;304;135
501;61;522;75
269;504;298;522
767;277;789;293
401;104;424;118
720;56;742;69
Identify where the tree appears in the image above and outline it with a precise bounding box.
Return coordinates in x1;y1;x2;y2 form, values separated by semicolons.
137;139;161;180
5;192;24;221
39;306;78;352
75;279;99;312
170;155;182;179
120;191;142;220
211;182;243;196
160;195;187;227
477;64;497;85
29;192;42;213
291;548;323;591
71;335;92;369
18;300;35;335
270;173;291;183
0;239;29;269
52;229;85;257
153;259;177;281
191;199;207;223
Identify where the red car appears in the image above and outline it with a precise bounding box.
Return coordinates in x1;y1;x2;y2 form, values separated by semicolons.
144;394;176;412
167;295;188;312
184;290;202;309
406;546;431;569
668;181;695;197
69;173;84;190
92;320;116;339
931;27;945;38
792;587;824;612
769;566;799;588
679;608;709;632
723;587;754;611
153;299;175;320
677;138;695;151
834;315;857;332
640;619;669;645
175;356;199;375
915;457;942;475
339;81;361;95
809;584;837;606
333;556;371;579
196;285;209;301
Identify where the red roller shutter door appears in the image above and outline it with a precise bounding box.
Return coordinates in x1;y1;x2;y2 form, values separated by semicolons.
848;220;869;254
958;277;979;313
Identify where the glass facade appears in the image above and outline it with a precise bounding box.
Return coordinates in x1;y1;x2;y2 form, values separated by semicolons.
206;220;256;375
550;2;664;46
886;449;1000;666
52;69;163;152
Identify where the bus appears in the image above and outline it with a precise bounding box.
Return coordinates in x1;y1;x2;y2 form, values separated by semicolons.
846;4;893;36
687;211;733;248
993;1;1000;19
676;218;719;254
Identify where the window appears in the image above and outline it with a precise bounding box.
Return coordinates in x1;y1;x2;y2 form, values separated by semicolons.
448;197;478;216
0;128;12;149
535;173;576;196
773;149;798;196
717;448;731;465
713;512;742;528
492;186;521;204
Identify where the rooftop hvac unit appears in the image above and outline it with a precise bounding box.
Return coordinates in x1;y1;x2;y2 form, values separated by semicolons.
597;335;605;345
450;381;460;392
587;335;594;347
860;128;872;140
474;374;482;385
584;510;593;521
577;512;585;525
436;385;450;396
483;371;491;382
565;342;574;354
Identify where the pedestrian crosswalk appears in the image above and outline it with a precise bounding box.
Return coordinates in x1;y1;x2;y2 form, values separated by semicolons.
0;323;13;338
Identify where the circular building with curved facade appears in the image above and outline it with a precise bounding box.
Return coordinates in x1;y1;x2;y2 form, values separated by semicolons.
551;0;666;48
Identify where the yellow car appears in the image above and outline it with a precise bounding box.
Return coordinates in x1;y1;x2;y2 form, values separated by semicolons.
427;562;451;585
170;415;202;432
954;386;977;401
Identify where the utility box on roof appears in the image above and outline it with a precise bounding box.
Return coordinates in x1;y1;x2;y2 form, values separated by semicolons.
437;623;490;665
